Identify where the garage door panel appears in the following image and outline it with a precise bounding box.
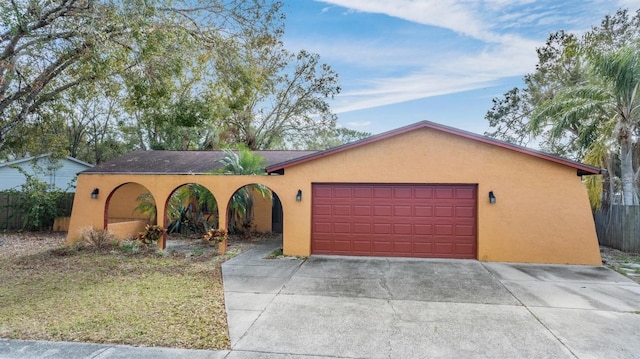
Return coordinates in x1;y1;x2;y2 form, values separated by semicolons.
373;205;392;216
353;205;371;216
434;206;454;217
414;224;433;235
353;223;371;234
434;242;454;255
393;241;412;253
354;187;372;198
415;187;434;199
414;206;433;217
413;241;434;253
372;240;392;252
352;240;371;253
314;204;332;215
394;205;412;216
373;223;391;234
334;187;352;198
435;224;453;235
393;223;412;235
314;187;332;198
393;187;412;199
372;187;392;198
333;222;351;233
333;205;351;216
455;187;476;199
333;240;354;251
456;225;474;236
312;184;477;258
313;239;332;251
455;206;475;218
313;222;332;233
455;243;475;256
435;188;454;199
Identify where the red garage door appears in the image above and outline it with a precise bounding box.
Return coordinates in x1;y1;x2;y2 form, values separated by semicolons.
312;184;477;259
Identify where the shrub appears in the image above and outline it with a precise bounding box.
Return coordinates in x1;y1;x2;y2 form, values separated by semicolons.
2;167;73;231
79;227;117;249
203;228;228;245
135;224;165;246
120;240;141;254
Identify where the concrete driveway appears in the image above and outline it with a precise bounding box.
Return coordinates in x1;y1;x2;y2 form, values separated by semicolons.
223;240;640;359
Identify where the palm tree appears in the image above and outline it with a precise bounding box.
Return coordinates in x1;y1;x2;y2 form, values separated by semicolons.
591;46;640;205
531;45;640;206
216;148;271;233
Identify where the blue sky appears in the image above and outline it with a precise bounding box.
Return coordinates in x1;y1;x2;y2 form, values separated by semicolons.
281;0;640;136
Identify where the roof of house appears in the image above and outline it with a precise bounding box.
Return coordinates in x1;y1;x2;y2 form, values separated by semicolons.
82;150;318;174
0;153;93;169
265;120;603;176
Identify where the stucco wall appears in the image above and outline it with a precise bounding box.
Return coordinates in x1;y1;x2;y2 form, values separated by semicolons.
278;128;600;265
66;127;601;265
252;187;273;232
106;183;152;223
109;220;149;240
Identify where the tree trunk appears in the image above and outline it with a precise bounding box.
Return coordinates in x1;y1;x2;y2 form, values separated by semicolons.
620;139;637;205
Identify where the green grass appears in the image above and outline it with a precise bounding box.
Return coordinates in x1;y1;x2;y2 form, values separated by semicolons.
0;246;229;349
264;248;283;259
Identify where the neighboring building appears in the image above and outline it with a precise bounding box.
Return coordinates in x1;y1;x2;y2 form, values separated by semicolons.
0;154;93;192
66;121;603;265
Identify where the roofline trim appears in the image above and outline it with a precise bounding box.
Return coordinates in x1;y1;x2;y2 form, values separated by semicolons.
0;153;93;169
79;171;270;176
265;120;603;176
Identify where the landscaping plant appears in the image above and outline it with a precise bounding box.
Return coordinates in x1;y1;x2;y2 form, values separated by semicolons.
135;224;166;246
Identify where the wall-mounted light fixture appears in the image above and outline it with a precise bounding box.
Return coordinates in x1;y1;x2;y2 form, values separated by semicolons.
488;191;496;204
91;188;99;199
296;189;302;202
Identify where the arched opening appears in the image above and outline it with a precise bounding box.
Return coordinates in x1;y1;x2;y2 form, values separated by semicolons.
227;183;283;250
271;192;283;234
163;183;219;247
106;182;155;239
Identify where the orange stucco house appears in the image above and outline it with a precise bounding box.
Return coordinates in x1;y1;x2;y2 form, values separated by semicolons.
66;121;603;265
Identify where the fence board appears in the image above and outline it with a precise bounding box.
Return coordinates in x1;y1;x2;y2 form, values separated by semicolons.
594;205;640;253
0;192;75;231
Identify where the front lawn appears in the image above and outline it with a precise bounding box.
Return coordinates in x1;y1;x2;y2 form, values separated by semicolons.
0;233;230;349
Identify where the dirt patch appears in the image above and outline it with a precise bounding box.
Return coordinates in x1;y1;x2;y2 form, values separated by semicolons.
600;246;640;284
0;232;67;258
165;232;281;257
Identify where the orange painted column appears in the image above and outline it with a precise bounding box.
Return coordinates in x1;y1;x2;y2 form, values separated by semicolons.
155;189;168;250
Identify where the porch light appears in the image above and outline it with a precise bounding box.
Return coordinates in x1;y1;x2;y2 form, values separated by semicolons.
91;188;99;199
489;191;496;204
296;189;302;202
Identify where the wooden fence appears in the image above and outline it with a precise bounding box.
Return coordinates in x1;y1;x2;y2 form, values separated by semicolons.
0;192;75;231
593;205;640;253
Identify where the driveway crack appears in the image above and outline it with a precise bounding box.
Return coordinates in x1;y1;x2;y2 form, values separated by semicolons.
479;262;580;359
379;259;400;359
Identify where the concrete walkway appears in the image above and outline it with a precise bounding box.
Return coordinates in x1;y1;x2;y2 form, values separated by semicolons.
223;240;640;358
3;240;640;358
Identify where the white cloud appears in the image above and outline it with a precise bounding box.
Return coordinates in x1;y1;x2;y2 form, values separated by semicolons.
617;0;640;9
316;0;534;43
307;0;629;114
332;73;496;113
